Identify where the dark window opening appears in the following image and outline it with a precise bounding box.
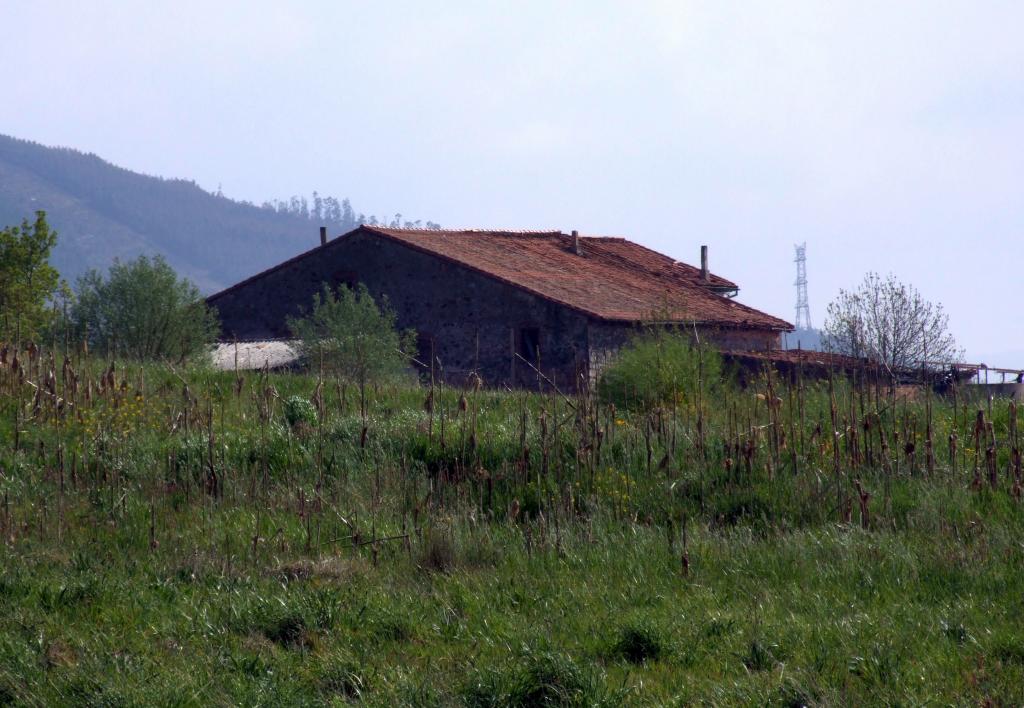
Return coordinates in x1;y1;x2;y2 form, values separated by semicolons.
332;270;359;289
519;327;540;365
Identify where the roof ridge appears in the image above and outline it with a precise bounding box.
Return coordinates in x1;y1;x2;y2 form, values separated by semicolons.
367;226;565;236
371;227;642;243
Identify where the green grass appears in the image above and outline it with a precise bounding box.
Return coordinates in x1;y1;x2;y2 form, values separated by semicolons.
0;357;1021;704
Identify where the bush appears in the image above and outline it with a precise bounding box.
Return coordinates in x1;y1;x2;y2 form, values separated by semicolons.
263;612;308;647
464;651;614;707
597;328;722;411
317;660;366;700
288;283;416;415
742;638;781;672
170;433;210;485
609;622;667;664
70;254;219;361
991;637;1024;665
507;652;598;707
283;395;318;429
417;527;456;574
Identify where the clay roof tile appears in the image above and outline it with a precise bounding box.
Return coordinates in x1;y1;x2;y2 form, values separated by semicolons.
365;226;791;330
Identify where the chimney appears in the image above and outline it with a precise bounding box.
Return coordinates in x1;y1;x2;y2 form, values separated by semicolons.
319;226;327;247
700;245;709;282
572;229;582;256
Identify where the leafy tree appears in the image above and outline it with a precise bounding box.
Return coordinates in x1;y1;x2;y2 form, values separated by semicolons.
288;283;415;416
823;271;961;371
597;328;722;411
0;211;61;342
71;255;219;361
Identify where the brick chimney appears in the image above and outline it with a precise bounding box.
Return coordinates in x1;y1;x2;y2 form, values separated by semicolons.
700;245;709;282
572;230;582;256
319;226;327;247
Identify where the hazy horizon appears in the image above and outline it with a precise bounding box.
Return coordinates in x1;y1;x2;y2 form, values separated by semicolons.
2;2;1021;365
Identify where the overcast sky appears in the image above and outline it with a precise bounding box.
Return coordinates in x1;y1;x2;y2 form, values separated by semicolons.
2;1;1022;364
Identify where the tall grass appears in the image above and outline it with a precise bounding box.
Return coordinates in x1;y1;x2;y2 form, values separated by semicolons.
0;342;1021;704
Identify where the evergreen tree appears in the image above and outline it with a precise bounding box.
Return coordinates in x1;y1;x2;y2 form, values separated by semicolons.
341;199;355;230
312;191;323;222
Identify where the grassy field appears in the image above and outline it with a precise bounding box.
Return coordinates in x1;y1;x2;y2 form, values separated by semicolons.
1;351;1023;705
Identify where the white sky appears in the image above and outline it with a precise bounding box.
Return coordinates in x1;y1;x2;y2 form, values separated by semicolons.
2;1;1022;364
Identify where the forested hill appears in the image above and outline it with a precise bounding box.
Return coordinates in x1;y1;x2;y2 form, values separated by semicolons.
0;135;433;293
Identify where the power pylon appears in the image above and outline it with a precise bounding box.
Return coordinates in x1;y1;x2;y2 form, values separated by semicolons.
794;242;811;330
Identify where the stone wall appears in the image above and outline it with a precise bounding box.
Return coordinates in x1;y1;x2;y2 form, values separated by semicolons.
585;321;783;383
700;325;782;352
210;231;591;389
210;230;784;390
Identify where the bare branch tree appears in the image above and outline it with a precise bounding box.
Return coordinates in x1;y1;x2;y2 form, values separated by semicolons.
824;272;962;370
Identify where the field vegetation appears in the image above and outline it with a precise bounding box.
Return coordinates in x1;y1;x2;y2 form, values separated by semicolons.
1;333;1022;706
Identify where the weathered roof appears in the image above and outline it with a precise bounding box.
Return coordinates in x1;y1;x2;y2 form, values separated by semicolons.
208;226;792;330
364;227;791;329
725;348;881;370
212;340;299;370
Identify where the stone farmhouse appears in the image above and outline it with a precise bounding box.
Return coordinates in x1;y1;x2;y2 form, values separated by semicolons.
208;226;792;388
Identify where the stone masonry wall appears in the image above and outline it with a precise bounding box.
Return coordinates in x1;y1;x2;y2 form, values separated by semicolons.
210;231;592;389
586;321;783;383
210;230;783;390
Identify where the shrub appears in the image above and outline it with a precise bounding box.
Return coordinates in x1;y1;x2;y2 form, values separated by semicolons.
417;527;456;574
506;652;595;707
462;668;507;708
170;433;209;484
70;254;218;362
263;612;308;647
283;395;318;429
372;615;413;642
776;678;820;708
742;638;781;672
597;328;722;411
711;490;773;528
991;637;1024;665
464;651;608;707
316;657;366;700
609;621;667;664
288;283;416;416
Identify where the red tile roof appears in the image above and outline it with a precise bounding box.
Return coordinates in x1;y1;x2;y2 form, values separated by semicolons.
364;227;791;329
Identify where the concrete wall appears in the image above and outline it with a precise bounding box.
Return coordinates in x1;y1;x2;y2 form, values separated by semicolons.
210;231;591;389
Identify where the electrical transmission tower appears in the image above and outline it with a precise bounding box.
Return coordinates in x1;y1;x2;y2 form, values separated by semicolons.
793;242;811;330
